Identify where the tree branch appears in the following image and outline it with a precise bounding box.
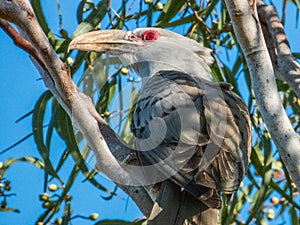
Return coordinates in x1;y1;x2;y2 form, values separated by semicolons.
224;0;300;188
257;0;300;98
0;0;153;216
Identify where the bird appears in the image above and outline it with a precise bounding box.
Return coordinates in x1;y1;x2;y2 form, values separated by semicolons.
69;28;252;225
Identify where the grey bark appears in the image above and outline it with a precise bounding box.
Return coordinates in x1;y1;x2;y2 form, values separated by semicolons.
257;0;300;98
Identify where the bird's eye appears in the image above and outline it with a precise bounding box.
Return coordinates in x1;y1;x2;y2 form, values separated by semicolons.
142;30;159;42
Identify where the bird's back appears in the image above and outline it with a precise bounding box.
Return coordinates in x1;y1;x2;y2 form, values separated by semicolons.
131;70;251;209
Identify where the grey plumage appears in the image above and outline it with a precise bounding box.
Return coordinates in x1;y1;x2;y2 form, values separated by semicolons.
131;70;251;210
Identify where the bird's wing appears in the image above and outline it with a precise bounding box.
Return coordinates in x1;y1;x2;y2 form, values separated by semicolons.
196;84;252;194
131;70;251;208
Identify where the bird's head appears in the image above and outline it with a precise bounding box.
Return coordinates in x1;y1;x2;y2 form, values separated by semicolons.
69;28;213;80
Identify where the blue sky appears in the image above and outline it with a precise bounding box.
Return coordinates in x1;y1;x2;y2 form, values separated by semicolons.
0;1;300;225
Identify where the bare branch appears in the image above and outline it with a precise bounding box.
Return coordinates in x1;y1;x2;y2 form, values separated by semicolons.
257;0;300;98
224;0;300;188
0;0;153;215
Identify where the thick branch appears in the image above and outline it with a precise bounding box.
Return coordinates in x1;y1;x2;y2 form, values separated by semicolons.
257;0;300;98
0;0;153;215
224;0;300;188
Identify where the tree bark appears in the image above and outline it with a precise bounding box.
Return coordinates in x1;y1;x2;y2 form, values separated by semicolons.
224;0;300;189
257;0;300;98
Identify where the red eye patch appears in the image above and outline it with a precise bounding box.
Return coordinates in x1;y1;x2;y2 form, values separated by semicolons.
142;30;160;42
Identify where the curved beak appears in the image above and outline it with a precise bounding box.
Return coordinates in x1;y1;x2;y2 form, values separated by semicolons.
68;30;139;53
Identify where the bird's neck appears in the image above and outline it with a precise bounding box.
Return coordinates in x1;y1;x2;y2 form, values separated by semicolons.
131;61;170;78
131;61;212;81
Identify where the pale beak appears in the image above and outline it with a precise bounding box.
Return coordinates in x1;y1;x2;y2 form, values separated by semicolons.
68;29;139;53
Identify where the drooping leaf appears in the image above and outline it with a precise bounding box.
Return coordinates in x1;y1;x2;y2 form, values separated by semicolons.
156;0;186;27
31;0;56;44
0;156;45;178
72;0;108;38
32;91;62;182
53;104;115;195
0;207;20;213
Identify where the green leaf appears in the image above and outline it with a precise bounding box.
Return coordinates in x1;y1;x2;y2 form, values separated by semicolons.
270;180;300;210
77;0;95;24
0;207;20;213
62;203;72;225
54;104;114;194
101;185;118;200
96;71;118;114
53;148;70;174
159;0;219;28
290;205;299;225
113;1;126;29
202;0;219;20
0;156;45;178
42;101;70;179
157;14;195;28
72;0;108;38
292;0;300;11
262;134;273;186
156;0;186;26
32;91;62;182
222;65;239;93
54;39;70;54
211;61;225;82
121;87;138;143
70;51;88;75
76;0;86;24
31;0;56;44
159;0;218;28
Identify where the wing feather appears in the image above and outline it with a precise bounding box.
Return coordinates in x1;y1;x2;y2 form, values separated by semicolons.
131;70;251;207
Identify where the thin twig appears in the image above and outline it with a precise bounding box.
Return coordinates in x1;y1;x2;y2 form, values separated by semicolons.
187;0;211;34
